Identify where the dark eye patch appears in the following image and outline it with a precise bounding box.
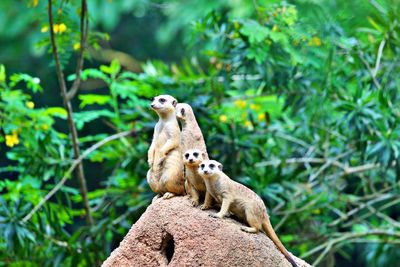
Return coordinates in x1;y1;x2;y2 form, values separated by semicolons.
210;164;215;169
193;152;199;157
185;153;189;159
200;164;205;169
159;98;166;103
181;108;185;115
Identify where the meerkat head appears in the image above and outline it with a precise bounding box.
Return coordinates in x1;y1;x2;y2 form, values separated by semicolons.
175;103;193;121
183;149;206;167
198;160;223;177
150;95;177;115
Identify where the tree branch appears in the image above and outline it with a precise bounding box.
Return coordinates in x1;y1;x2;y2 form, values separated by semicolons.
47;0;93;226
22;131;132;223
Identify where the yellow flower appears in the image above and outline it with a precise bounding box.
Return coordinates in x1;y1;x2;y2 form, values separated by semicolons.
26;101;35;109
258;113;265;121
73;42;81;51
309;36;321;46
219;115;228;123
272;25;279;32
41;25;48;33
33;0;39;7
41;124;49;131
234;100;247;109
53;24;59;33
250;104;261;111
312;209;321;215
244;120;252;128
5;131;19;147
58;23;67;33
241;112;247;120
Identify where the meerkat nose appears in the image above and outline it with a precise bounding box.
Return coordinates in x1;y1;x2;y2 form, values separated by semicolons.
189;159;194;163
151;103;155;108
204;170;209;174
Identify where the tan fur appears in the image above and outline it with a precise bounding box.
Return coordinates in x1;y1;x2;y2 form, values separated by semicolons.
198;160;298;267
182;149;207;206
176;103;208;160
147;95;184;200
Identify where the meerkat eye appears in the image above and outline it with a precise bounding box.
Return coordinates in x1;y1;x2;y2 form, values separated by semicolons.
200;164;205;169
181;108;185;116
159;98;166;103
193;152;199;158
209;164;215;169
185;153;189;159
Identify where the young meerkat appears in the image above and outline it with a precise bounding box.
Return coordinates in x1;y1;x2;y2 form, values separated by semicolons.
146;95;184;200
175;103;209;160
182;149;207;206
198;160;298;267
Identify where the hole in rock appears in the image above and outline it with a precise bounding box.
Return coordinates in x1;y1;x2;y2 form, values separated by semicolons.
162;232;175;264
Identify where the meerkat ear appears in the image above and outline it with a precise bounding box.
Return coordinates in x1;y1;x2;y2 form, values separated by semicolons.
172;100;177;107
218;164;223;171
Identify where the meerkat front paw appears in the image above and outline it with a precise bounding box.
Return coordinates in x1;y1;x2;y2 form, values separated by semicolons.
209;213;224;219
162;192;175;199
189;198;200;207
200;204;211;210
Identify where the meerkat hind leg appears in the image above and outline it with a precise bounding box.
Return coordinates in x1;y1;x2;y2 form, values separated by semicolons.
241;210;261;233
240;226;258;233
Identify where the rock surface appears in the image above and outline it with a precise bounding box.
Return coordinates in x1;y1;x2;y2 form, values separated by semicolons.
102;196;311;267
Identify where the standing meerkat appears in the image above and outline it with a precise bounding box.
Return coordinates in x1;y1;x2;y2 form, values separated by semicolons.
175;103;209;160
147;95;184;200
198;160;298;267
182;149;207;206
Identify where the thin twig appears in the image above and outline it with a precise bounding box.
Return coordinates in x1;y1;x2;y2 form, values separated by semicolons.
22;131;131;223
342;198;400;228
373;39;386;77
67;0;89;100
328;194;393;227
357;50;382;89
368;0;387;14
302;229;400;264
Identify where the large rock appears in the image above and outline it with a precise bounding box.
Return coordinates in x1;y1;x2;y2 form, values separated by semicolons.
102;196;311;267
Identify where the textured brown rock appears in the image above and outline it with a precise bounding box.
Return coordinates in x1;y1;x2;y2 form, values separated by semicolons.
102;196;311;267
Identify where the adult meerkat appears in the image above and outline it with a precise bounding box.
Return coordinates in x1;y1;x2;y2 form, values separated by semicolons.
182;149;207;206
147;95;184;200
175;103;208;159
198;160;298;267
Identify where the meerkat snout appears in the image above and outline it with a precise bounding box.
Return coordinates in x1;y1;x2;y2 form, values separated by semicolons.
150;95;177;113
183;149;205;166
198;160;223;177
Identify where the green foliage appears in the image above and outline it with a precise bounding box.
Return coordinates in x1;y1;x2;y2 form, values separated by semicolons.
1;0;400;267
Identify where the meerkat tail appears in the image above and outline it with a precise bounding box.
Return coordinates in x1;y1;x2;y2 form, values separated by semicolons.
262;219;298;267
